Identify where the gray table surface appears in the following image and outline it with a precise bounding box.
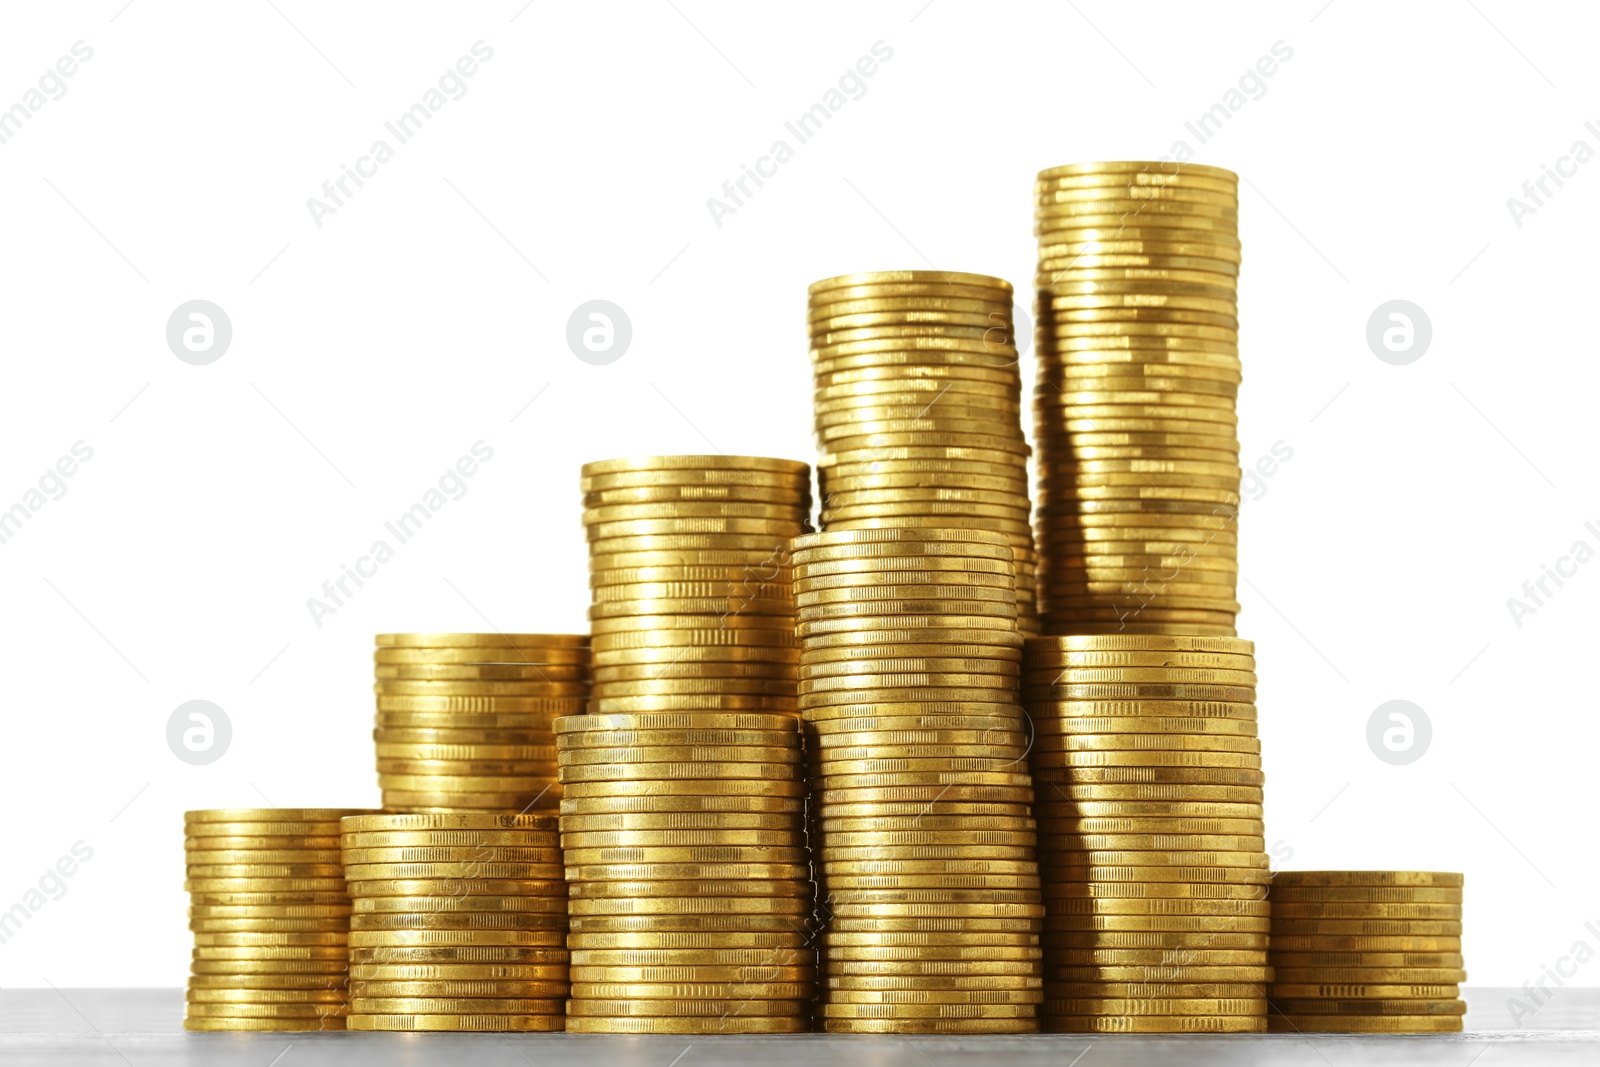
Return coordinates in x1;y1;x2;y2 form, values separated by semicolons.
3;987;1596;1065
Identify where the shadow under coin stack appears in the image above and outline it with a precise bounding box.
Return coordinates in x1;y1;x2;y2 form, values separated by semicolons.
340;812;568;1032
372;633;591;812
1032;162;1243;637
581;455;811;719
184;808;373;1032
807;271;1039;637
553;712;815;1033
1267;870;1466;1033
1023;635;1268;1033
792;528;1044;1034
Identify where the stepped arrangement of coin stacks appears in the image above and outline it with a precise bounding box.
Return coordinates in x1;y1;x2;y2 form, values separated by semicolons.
791;528;1044;1034
340;812;569;1032
807;271;1039;637
1032;161;1243;636
1022;634;1268;1033
581;455;811;718
373;633;592;811
184;808;373;1032
1267;871;1466;1033
553;712;815;1033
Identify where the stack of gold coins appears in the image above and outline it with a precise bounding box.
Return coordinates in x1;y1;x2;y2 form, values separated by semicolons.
1023;634;1268;1033
581;456;811;718
807;271;1039;636
791;528;1044;1034
1268;871;1466;1033
340;812;568;1032
184;808;374;1032
373;633;591;812
1032;162;1242;637
553;711;815;1033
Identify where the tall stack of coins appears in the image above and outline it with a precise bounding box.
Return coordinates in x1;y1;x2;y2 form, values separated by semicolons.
340;812;568;1032
581;456;811;718
373;633;591;812
184;808;373;1032
807;271;1039;636
1032;162;1242;636
554;711;814;1033
1023;635;1268;1033
791;528;1044;1034
1268;871;1466;1033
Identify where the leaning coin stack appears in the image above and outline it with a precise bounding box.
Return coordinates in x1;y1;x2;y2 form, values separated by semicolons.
373;633;591;812
581;455;811;719
554;711;815;1033
340;812;569;1032
1032;162;1243;636
1268;871;1466;1033
792;528;1044;1034
184;808;374;1032
1023;634;1269;1033
807;271;1039;636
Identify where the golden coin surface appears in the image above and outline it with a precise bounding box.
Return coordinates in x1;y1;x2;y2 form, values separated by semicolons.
183;1018;345;1031
186;809;375;824
1272;871;1463;888
346;1014;563;1031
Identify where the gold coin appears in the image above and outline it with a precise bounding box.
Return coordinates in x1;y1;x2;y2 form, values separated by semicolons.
1267;936;1461;952
568;864;808;884
188;904;350;919
186;809;374;824
373;663;588;682
819;1002;1036;1019
555;745;799;767
560;796;803;817
374;681;589;698
580;467;808;491
568;982;809;1002
374;646;589;665
346;1014;563;1031
340;827;560;847
184;837;342;853
1269;983;1460;999
348;930;565;947
185;978;345;995
1271;871;1463;889
378;792;559;811
348;913;565;932
184;1002;345;1018
189;959;348;974
344;863;565;880
349;980;567;998
1270;968;1466;984
565;1016;808;1033
559;830;801;849
344;879;566;899
1271;920;1462;937
568;898;809;918
581;455;809;477
349;964;570;980
561;779;805;799
561;848;808;866
1267;1016;1461;1033
183;1017;345;1031
557;762;803;784
561;814;801;833
347;946;568;964
1269;903;1461;920
1269;997;1464;1017
568;916;806;936
184;822;346;838
374;696;587;713
349;996;563;1015
566;932;808;950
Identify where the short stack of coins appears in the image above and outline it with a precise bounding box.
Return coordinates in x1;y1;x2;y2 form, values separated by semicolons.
1268;870;1466;1033
553;711;815;1033
373;633;591;812
807;270;1039;636
1032;161;1243;637
340;812;568;1032
184;808;373;1032
1023;634;1268;1033
791;527;1044;1034
581;455;811;719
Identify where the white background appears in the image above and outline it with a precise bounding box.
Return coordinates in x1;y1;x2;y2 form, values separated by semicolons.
0;0;1595;993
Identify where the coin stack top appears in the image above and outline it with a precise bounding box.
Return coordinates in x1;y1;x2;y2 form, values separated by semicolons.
1267;870;1466;1033
183;808;375;1032
1032;162;1242;637
807;271;1039;636
792;528;1043;1034
338;812;568;1032
554;711;815;1034
1023;634;1268;1034
372;633;590;812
